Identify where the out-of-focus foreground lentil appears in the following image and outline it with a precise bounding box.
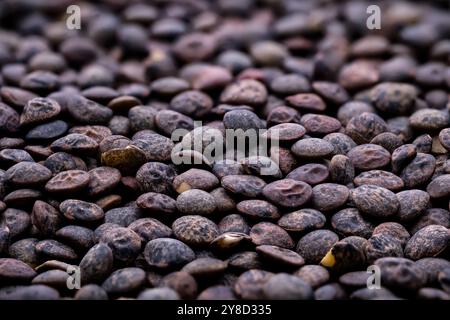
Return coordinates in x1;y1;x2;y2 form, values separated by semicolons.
0;0;449;300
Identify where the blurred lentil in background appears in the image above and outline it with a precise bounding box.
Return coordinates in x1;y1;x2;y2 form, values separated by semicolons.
0;0;449;300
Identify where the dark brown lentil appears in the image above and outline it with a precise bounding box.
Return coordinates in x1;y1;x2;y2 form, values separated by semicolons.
0;0;448;301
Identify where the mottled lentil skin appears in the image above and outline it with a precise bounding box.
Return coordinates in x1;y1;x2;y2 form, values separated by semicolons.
0;0;448;301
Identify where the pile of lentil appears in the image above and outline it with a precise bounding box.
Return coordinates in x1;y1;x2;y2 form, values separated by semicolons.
0;0;449;300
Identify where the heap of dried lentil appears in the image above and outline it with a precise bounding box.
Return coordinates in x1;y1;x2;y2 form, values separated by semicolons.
0;0;449;300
